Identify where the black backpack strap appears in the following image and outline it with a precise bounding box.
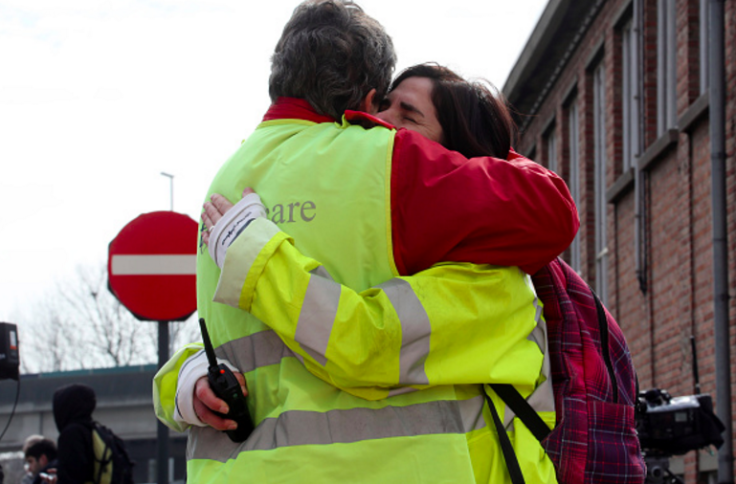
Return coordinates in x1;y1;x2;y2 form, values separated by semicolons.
589;287;619;403
483;385;526;484
491;383;551;443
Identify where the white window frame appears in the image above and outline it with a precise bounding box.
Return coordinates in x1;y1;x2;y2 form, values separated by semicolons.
657;0;677;135
700;0;710;94
568;101;581;273
622;19;640;171
545;125;558;173
593;63;608;304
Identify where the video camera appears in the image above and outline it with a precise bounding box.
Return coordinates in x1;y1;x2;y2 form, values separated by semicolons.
0;323;19;381
636;388;725;456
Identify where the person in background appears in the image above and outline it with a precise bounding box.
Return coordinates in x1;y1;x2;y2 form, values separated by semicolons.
52;384;96;484
23;439;57;484
21;435;46;484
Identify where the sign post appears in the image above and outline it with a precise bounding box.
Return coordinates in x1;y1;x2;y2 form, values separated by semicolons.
157;320;170;484
108;211;198;484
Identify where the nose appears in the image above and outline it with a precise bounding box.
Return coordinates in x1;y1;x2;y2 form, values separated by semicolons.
376;108;397;128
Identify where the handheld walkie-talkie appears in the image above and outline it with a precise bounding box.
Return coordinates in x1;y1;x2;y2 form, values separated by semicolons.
198;318;254;442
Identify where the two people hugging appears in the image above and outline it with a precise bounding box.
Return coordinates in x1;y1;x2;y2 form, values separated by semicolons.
153;1;578;483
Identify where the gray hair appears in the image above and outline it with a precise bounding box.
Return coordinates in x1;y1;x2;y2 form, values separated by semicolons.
269;0;396;120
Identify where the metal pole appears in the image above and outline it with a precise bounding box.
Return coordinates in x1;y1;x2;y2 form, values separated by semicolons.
159;172;175;358
709;1;732;483
157;321;170;484
157;172;175;482
634;0;648;294
161;172;174;211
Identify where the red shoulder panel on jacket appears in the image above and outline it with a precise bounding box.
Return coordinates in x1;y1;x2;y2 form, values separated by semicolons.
390;130;579;276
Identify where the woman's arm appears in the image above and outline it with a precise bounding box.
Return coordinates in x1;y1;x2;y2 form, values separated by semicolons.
391;130;579;275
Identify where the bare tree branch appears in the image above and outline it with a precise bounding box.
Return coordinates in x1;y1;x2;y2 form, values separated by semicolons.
18;261;202;373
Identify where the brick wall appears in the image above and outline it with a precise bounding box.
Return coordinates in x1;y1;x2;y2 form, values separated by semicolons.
512;0;735;481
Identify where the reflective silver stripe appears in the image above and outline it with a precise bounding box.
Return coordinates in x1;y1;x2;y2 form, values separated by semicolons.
388;386;418;397
377;279;431;386
310;266;333;281
213;331;421;398
187;395;487;462
215;330;296;373
504;294;555;428
530;294;555;414
526;297;546;355
293;273;341;366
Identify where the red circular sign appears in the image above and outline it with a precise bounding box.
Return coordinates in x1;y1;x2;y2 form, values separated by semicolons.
108;211;198;322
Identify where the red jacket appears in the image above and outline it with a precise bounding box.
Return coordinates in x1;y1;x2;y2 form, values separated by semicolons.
264;98;579;275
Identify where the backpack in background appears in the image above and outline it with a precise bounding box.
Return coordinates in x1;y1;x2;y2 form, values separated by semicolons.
91;422;134;484
492;257;646;484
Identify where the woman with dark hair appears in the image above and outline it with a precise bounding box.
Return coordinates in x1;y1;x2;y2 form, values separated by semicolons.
379;63;516;159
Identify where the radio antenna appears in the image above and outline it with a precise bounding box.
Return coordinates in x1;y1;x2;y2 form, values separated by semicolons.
199;318;219;369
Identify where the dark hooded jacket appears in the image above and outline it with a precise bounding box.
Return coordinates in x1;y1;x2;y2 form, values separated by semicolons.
53;384;96;484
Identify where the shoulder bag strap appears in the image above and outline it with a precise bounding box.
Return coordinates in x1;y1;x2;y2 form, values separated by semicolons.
491;383;551;443
484;385;526;484
589;286;619;403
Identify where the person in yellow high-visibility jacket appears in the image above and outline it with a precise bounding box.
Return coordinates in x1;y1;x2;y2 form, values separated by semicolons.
153;2;577;482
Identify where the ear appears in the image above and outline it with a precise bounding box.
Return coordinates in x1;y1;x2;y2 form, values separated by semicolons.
359;89;378;114
39;454;48;467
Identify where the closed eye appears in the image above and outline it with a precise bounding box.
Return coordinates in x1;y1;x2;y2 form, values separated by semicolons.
399;101;425;119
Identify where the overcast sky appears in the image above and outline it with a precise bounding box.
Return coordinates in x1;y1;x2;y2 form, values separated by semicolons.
0;0;549;323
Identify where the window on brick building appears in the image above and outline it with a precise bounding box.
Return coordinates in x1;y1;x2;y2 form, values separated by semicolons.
545;124;558;173
593;62;608;303
700;0;710;94
567;100;581;273
657;0;677;135
621;18;640;171
702;471;717;484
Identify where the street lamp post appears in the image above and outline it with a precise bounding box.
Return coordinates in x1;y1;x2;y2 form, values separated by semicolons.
161;172;174;211
158;171;174;483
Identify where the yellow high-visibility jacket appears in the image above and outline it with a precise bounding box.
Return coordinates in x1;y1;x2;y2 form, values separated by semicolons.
154;112;557;483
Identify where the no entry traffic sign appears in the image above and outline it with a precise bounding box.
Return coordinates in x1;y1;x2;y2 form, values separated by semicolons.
108;211;198;322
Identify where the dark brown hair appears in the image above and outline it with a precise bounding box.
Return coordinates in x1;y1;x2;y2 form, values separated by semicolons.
390;64;516;159
25;438;58;461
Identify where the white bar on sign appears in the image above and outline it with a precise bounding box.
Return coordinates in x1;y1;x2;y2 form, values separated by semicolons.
111;255;196;275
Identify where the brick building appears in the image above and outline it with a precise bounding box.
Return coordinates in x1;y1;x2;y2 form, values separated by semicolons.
503;0;735;482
